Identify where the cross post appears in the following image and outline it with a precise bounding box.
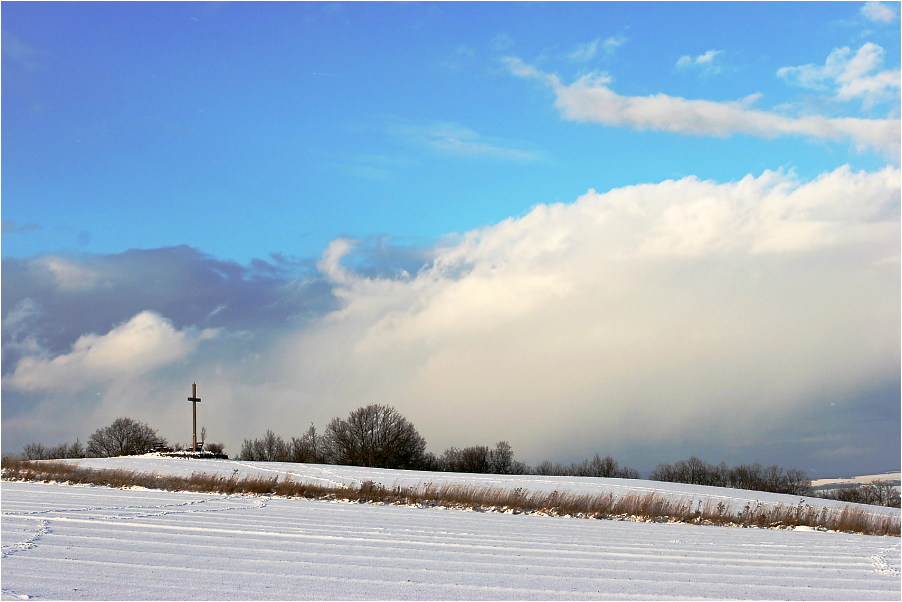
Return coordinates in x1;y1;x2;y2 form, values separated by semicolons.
188;383;202;452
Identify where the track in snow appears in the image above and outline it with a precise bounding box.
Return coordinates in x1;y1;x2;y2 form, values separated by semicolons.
2;481;900;601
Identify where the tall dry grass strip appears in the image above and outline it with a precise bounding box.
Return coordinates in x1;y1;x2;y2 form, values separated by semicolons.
2;459;898;537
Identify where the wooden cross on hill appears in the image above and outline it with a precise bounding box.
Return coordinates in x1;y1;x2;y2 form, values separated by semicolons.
188;383;202;451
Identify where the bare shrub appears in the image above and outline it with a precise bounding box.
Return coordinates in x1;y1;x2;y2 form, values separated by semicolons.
22;440;85;460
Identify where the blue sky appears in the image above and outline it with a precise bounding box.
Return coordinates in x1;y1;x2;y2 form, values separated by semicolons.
2;2;900;476
4;1;897;262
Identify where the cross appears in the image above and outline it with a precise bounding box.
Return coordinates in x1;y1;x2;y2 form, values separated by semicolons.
188;383;202;452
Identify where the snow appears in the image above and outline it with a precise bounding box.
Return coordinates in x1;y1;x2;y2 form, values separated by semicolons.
811;472;901;488
2;458;900;600
61;456;902;517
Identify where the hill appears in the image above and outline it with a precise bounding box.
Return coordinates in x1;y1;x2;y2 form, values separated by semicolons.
2;456;900;600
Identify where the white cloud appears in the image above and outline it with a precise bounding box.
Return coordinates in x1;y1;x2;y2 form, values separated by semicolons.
3;168;898;466
676;49;724;75
3;298;43;336
506;57;900;155
2;298;44;358
267;165;899;460
6;311;218;393
568;36;626;63
602;35;627;55
442;44;476;70
390;120;540;162
861;1;897;22
31;256;103;291
777;42;901;109
2;32;42;72
491;32;515;52
568;39;600;62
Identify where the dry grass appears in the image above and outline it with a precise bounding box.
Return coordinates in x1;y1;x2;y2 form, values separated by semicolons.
3;459;898;537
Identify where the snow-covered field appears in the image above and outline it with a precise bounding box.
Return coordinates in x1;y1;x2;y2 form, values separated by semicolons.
57;455;902;517
812;472;901;489
2;457;900;600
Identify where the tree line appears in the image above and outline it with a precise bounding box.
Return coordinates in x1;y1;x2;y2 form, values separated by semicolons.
649;456;812;496
814;480;900;507
238;404;661;480
22;404;898;507
237;405;527;474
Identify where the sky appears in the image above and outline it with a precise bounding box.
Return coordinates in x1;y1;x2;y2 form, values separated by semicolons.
2;1;899;477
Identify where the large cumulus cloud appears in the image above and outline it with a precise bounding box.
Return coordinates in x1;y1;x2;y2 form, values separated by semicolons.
3;166;898;474
273;165;898;471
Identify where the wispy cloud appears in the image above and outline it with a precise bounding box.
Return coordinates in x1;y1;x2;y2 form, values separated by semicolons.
2;220;41;234
675;49;724;76
505;57;900;155
861;1;897;23
491;32;515;52
777;42;900;110
389;120;541;162
1;31;42;71
330;153;414;181
567;36;626;62
442;44;477;71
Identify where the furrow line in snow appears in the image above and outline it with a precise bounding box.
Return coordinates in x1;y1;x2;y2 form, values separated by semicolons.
8;553;895;601
37;515;890;573
1;496;213;518
44;537;896;591
2;494;269;522
3;476;899;601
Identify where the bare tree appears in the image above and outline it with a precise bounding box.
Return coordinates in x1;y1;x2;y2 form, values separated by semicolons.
651;457;809;495
288;424;324;463
859;480;900;507
575;454;619;477
534;460;567;476
22;439;85;460
22;442;48;460
442;445;492;473
240;430;288;461
322;404;428;469
489;441;514;474
784;469;811;496
239;438;255;460
261;429;288;461
86;417;164;457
